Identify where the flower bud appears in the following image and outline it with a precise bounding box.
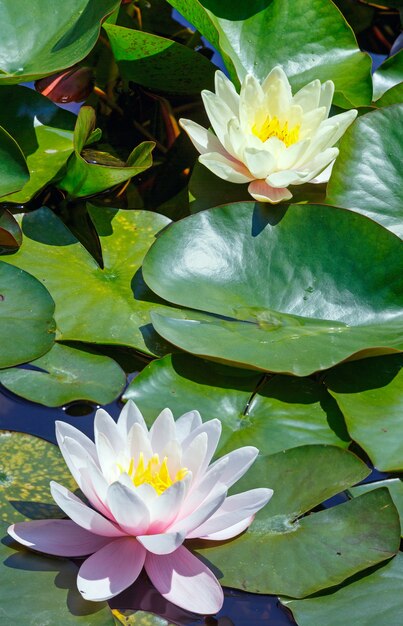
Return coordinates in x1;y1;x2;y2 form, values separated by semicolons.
35;66;94;103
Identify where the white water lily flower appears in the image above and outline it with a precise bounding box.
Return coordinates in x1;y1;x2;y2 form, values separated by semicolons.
8;403;273;614
180;67;357;203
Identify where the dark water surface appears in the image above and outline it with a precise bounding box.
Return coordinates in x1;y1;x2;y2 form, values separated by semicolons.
0;386;297;625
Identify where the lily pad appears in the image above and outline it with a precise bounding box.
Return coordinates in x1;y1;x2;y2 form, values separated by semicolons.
0;86;75;204
0;125;29;198
168;0;372;107
195;446;400;597
0;522;115;625
1;205;172;356
372;50;403;101
327;105;403;238
123;354;350;455
0;209;22;253
0;0;120;84
0;344;126;407
351;479;403;537
0;261;55;368
142;203;403;376
104;24;216;94
282;553;403;626
0;431;76;523
325;355;403;472
58;107;155;199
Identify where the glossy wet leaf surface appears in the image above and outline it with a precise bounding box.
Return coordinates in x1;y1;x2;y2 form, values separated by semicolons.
195;445;399;596
1;205;173;356
0;125;29;198
282;553;403;626
0;0;120;84
0;86;75;204
325;355;403;471
327;105;403;238
0;522;115;625
351;479;403;537
0;262;55;368
0;344;126;407
0;432;76;523
143;203;403;375
124;354;350;455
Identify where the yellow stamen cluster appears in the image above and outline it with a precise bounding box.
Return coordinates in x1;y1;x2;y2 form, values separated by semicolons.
252;116;300;147
121;452;188;495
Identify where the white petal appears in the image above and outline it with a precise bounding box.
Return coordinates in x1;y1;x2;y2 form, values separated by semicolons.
137;531;185;555
261;66;291;98
148;475;190;532
310;161;334;184
117;401;147;436
187;488;273;539
224;117;246;159
263;70;292;120
179;118;226;156
214;69;240;115
248;180;292;203
150;408;176;456
199;151;253;183
50;481;125;537
278;139;310;170
128;422;153;462
179;456;228;518
94;408;123;457
243;147;276;179
181;419;222;478
181;431;208;480
319;80;335;117
201;89;236;146
200;516;253;541
317;109;358;146
95;432;119;483
169;483;228;536
174;410;202;442
107;481;150;535
77;537;146;601
299;107;327;140
206;446;259;490
293;79;321;112
55;421;97;464
239;73;264;130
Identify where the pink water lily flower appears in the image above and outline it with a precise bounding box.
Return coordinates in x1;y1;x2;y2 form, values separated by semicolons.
8;403;273;614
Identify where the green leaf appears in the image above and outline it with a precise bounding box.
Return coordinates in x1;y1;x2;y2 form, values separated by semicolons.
372;50;403;101
0;0;120;84
123;354;349;455
0;261;55;368
0;343;126;407
351;479;403;537
282;553;403;626
0;86;75;203
0;520;115;625
327;104;403;238
1;205;173;357
0;432;76;523
0;125;29;198
104;24;216;94
170;0;372;107
376;82;403;107
58;107;155;199
143;203;403;376
325;355;403;471
194;446;400;596
0;209;22;252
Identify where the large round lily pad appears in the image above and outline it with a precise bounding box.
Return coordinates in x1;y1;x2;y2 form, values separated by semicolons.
0;522;114;625
0;261;55;368
0;343;126;407
1;205;173;356
0;431;76;523
325;355;403;471
143;203;403;376
327;105;403;238
194;445;400;597
0;0;119;84
282;553;403;626
124;354;350;455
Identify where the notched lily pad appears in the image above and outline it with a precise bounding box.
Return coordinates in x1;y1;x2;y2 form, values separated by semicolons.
194;445;400;597
0;343;126;407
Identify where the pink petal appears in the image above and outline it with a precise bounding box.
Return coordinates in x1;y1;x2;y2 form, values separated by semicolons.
248;180;292;203
106;481;150;535
137;531;185;555
50;481;125;538
77;537;146;601
145;545;223;614
200;515;254;541
8;520;110;556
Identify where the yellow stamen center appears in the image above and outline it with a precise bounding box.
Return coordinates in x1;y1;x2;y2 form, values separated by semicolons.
252;116;300;147
119;453;188;495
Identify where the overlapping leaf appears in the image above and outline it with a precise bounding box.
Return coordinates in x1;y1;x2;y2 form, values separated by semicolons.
0;209;22;253
143;203;403;376
372;50;403;101
0;344;126;407
0;0;120;83
1;205;173;356
0;125;29;198
194;445;399;596
0;86;75;203
124;354;350;455
351;479;403;537
327;105;403;238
